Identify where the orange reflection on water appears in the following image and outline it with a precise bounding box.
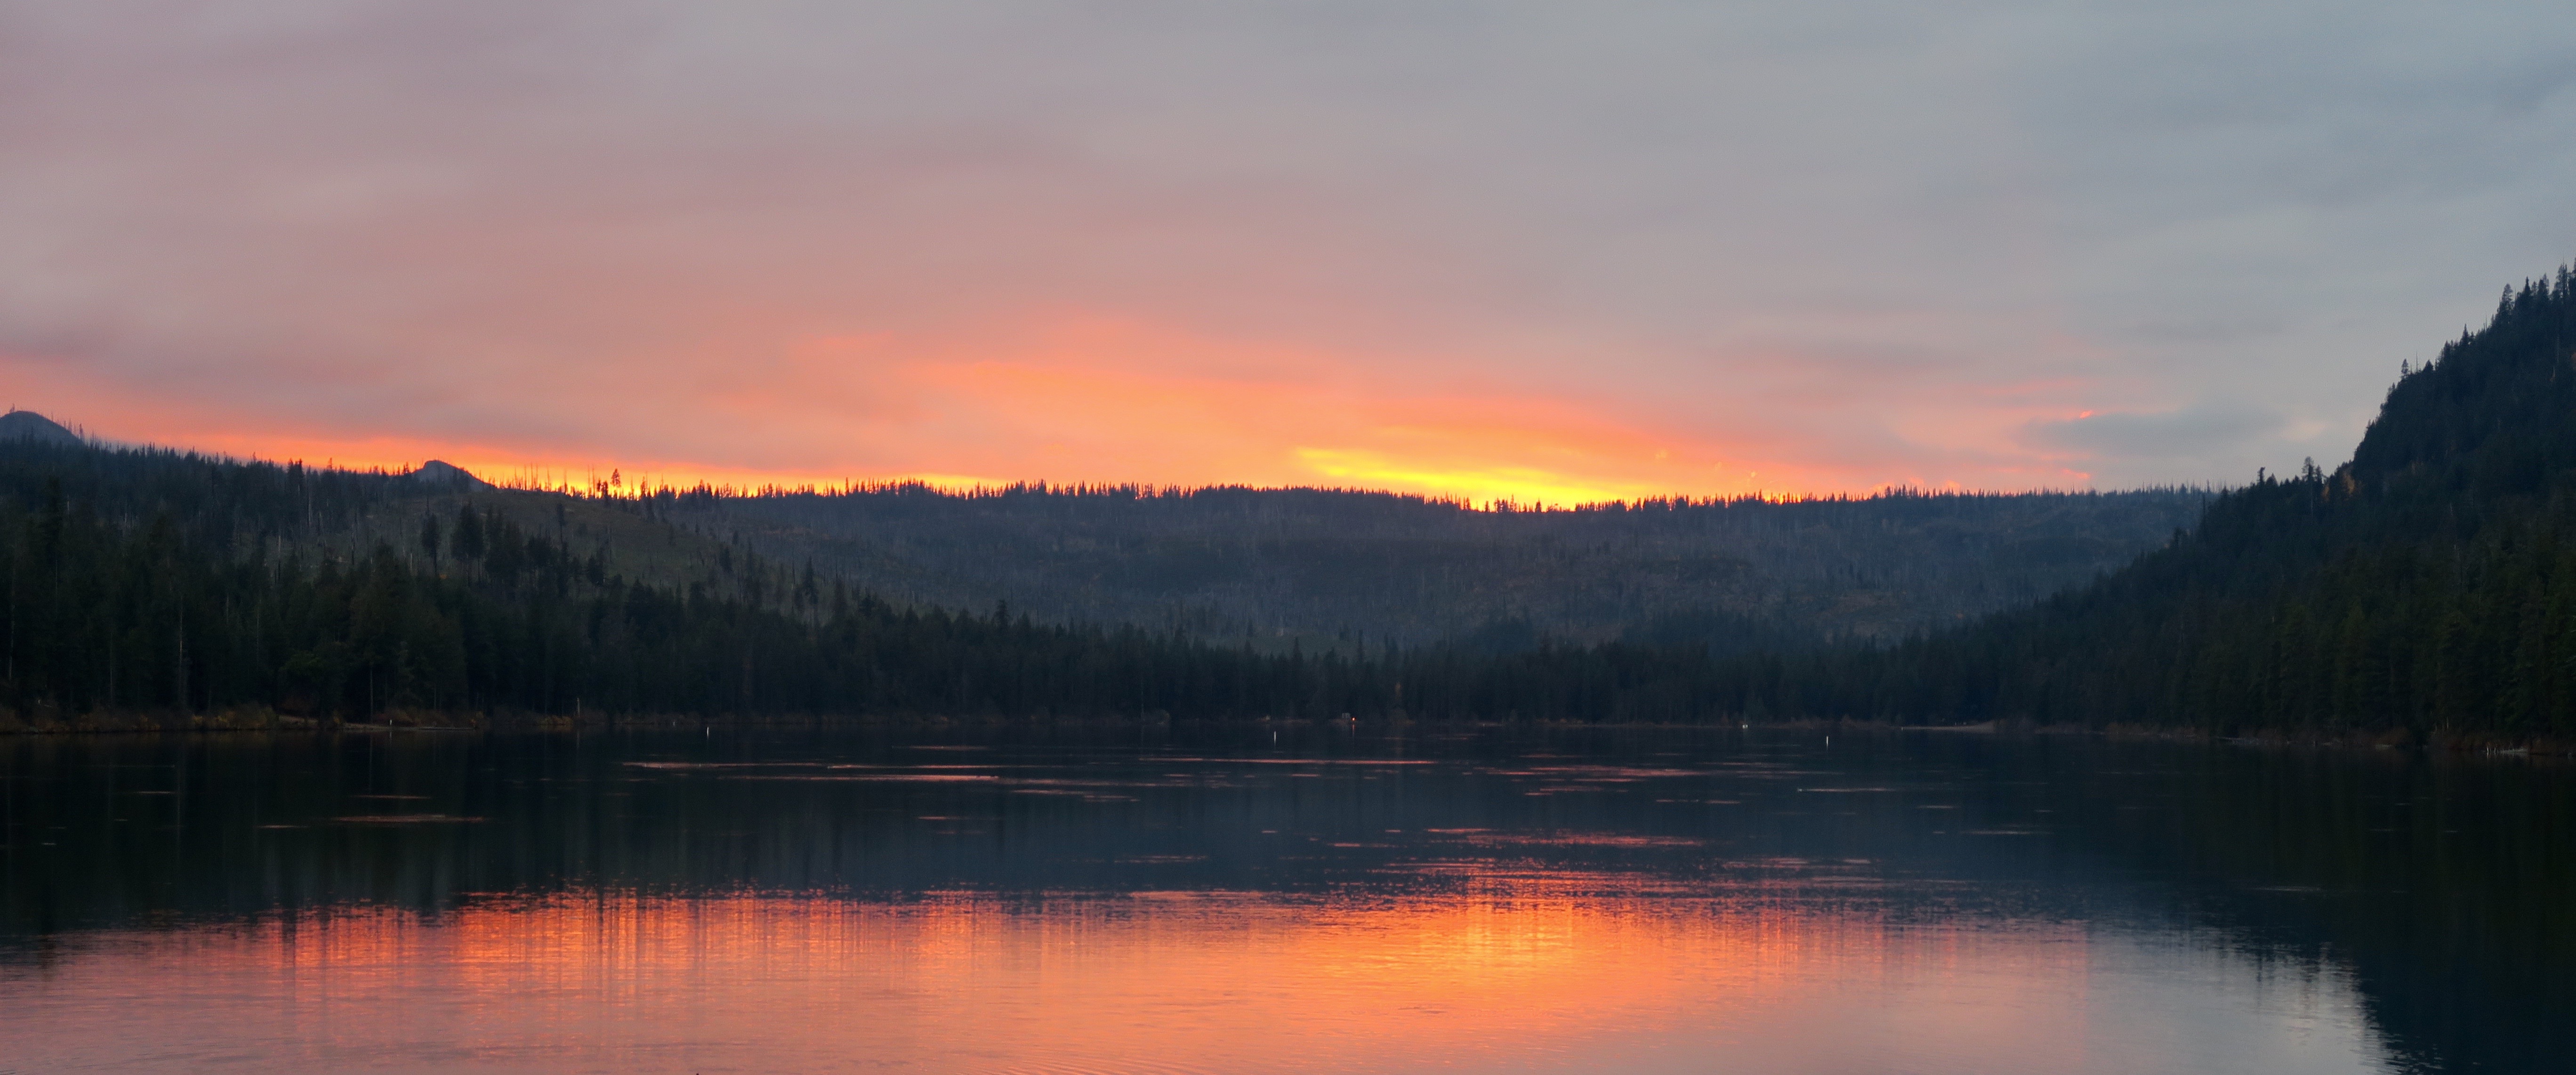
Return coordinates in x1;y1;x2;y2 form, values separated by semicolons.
3;886;2219;1074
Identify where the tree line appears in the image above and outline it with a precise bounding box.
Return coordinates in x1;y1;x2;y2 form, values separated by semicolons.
6;263;2575;737
0;448;1716;722
1681;266;2576;740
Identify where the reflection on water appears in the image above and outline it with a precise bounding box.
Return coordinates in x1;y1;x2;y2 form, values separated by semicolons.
1;727;2564;1073
5;894;2371;1074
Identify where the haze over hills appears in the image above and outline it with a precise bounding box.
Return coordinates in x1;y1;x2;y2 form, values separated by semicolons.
0;260;2569;737
0;422;2207;725
0;408;2207;652
679;485;2208;650
1721;265;2576;740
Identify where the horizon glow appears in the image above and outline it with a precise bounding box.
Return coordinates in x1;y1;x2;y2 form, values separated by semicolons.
4;4;2569;503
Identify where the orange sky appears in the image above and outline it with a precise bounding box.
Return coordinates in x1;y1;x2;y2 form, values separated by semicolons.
5;316;2101;506
7;5;2524;501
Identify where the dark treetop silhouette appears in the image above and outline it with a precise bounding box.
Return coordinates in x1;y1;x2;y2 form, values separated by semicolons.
3;262;2574;738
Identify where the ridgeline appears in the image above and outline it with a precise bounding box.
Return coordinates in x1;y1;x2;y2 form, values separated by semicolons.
1716;265;2576;744
4;263;2573;743
675;481;2204;650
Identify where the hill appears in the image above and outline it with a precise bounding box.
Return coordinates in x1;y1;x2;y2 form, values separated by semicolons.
1719;264;2576;742
0;428;2201;726
675;484;2205;650
20;242;2560;739
0;410;81;447
0;440;1345;724
0;412;2206;655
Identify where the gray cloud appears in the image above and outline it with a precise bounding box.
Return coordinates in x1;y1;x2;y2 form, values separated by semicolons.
2020;402;2298;487
0;1;2569;488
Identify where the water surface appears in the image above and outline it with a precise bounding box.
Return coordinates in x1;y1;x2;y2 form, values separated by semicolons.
1;726;2564;1073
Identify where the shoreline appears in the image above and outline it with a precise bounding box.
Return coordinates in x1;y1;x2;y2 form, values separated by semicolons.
3;707;2568;757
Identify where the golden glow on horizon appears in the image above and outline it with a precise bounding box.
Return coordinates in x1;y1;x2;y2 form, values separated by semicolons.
1294;447;1679;506
113;380;1837;506
3;316;2103;504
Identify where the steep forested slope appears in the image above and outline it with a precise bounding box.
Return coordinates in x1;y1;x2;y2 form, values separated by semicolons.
1729;267;2576;739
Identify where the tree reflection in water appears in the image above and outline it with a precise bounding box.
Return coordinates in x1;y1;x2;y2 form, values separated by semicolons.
1;727;2558;1073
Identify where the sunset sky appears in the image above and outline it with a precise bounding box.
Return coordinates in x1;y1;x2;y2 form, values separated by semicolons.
5;2;2572;503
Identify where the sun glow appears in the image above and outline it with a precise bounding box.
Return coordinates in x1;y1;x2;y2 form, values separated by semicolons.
4;316;2097;505
1294;447;1680;506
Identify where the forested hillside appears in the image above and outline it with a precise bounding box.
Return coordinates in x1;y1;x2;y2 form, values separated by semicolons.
0;441;1371;724
676;483;2204;648
12;263;2566;738
0;438;1741;724
1708;266;2576;741
0;429;2195;727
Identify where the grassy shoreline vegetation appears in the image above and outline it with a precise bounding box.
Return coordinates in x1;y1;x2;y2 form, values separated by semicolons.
7;265;2576;750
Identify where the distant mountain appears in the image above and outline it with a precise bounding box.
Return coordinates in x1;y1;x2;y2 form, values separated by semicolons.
0;436;779;620
405;459;492;490
8;248;2569;740
29;248;2568;737
0;412;2204;656
0;410;2215;726
676;484;2207;651
0;410;81;446
0;435;1346;725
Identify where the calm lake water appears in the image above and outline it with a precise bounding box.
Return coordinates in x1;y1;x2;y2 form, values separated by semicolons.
0;725;2565;1074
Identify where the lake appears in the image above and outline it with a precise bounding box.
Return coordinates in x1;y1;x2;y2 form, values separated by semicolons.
1;725;2564;1073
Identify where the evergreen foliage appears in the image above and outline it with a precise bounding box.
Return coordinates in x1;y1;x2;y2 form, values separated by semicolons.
1706;266;2576;738
5;263;2572;736
676;477;2205;647
0;440;1718;721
